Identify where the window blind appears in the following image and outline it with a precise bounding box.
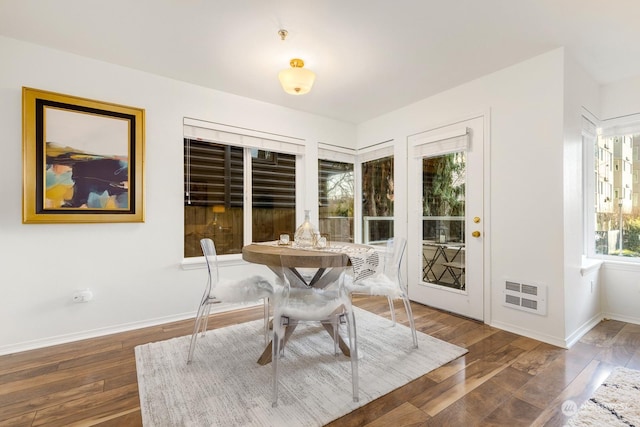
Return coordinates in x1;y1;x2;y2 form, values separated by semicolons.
409;127;469;158
252;151;296;208
357;141;394;163
184;118;301;209
411;127;469;158
599;112;640;137
183;117;305;155
318;143;356;163
184;139;244;207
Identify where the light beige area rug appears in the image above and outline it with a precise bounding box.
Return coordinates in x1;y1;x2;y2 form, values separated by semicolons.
568;366;640;427
135;307;467;426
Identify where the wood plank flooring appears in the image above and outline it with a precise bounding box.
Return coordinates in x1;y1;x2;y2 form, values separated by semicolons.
1;297;639;426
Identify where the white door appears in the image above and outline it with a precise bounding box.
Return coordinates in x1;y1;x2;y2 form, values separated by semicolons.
407;115;485;321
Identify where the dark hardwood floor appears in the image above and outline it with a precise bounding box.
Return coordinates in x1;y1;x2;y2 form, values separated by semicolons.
1;296;639;426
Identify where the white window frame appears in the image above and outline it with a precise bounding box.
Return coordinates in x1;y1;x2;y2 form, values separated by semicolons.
583;113;598;258
317;143;357;243
357;140;395;244
584;111;640;262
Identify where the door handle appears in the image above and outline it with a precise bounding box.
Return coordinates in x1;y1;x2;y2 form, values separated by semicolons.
472;231;481;238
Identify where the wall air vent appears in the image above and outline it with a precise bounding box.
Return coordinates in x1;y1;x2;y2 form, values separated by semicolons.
502;280;547;316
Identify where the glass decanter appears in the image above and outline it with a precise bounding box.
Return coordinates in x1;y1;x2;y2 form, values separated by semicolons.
294;210;319;248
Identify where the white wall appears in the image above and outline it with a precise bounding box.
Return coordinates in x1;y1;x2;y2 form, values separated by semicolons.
359;48;575;347
601;74;640;120
0;36;356;354
600;263;640;324
562;54;602;346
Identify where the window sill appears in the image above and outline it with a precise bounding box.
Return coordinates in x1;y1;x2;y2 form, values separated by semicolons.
580;257;603;276
181;253;246;270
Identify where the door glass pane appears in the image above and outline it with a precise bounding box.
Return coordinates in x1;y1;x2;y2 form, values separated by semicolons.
318;159;354;243
362;155;394;244
421;151;466;289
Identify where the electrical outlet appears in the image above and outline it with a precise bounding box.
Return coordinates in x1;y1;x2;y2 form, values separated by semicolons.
72;289;93;303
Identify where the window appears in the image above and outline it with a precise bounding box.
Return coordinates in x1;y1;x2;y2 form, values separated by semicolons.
250;149;297;244
183;119;304;258
318;146;355;243
359;144;394;244
184;140;244;257
588;115;640;259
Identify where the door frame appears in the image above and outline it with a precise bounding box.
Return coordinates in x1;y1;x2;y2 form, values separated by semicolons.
406;110;491;322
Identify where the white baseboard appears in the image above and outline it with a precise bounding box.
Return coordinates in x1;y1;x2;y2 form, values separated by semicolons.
602;311;640;326
0;302;256;356
489;320;569;349
0;312;194;356
492;312;620;349
565;313;605;348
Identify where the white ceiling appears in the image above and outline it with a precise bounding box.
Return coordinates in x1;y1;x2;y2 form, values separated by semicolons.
1;0;639;124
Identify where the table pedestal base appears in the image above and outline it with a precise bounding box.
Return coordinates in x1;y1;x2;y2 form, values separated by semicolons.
257;323;351;365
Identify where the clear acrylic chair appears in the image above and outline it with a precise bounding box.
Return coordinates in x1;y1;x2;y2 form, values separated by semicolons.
187;238;273;363
347;237;418;349
271;255;359;407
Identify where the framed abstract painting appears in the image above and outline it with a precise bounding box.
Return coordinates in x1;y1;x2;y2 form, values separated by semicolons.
22;87;145;223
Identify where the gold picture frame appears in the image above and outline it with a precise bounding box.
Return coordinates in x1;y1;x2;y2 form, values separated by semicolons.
22;87;145;223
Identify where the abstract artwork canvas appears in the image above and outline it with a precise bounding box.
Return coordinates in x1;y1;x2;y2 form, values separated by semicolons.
22;87;145;223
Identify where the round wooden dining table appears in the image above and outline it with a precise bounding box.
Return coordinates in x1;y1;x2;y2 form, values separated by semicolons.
242;241;372;364
241;242;354;267
242;242;358;288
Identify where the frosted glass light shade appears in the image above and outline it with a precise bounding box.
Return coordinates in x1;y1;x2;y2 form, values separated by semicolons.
278;58;315;95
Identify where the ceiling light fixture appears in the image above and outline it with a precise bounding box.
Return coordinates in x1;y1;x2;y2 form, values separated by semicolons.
277;29;315;95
